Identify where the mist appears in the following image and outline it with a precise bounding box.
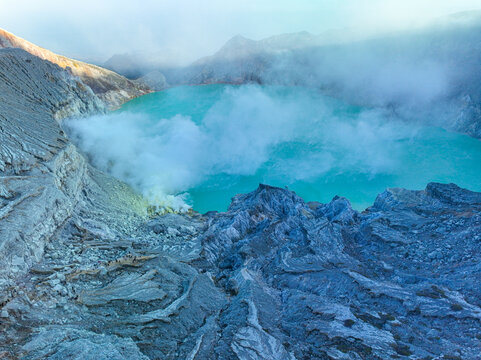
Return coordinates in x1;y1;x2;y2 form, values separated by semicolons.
1;0;480;64
66;85;421;211
170;15;481;138
266;25;479;105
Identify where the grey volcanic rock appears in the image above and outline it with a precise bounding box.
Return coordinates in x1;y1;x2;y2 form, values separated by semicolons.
0;47;150;358
193;183;481;359
0;48;104;170
0;28;151;109
454;94;481;139
136;70;169;91
2;179;480;359
0;48;103;290
22;327;149;360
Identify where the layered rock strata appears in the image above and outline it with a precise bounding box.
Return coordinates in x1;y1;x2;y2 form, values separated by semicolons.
1;180;480;359
0;28;150;109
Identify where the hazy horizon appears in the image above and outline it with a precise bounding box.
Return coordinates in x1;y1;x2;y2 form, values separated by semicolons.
1;0;481;65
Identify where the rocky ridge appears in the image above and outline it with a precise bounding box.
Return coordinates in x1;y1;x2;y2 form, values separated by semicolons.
0;28;150;109
1;177;480;359
0;48;104;290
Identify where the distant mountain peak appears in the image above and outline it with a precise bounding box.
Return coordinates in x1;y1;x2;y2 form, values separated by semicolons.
228;34;251;42
220;35;255;50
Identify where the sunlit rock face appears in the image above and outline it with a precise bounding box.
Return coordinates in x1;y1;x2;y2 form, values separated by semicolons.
0;48;102;289
0;28;151;109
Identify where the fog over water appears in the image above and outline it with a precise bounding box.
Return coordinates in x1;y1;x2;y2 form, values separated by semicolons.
64;9;481;212
7;0;473;212
67;85;481;213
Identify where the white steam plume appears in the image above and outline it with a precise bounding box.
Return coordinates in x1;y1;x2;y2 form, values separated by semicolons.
67;85;418;211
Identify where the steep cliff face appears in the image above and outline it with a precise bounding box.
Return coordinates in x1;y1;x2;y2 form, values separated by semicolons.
0;28;151;109
0;48;135;301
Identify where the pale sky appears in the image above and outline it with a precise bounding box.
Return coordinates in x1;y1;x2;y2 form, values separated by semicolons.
0;0;480;64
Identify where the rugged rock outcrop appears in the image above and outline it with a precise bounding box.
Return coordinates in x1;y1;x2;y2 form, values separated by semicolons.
197;183;481;359
0;28;150;109
136;70;169;91
0;48;103;290
1;179;480;359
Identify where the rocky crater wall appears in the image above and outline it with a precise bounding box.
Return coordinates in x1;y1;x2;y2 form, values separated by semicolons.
0;28;151;109
0;48;105;296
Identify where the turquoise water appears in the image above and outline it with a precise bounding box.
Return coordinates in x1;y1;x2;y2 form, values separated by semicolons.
98;84;481;213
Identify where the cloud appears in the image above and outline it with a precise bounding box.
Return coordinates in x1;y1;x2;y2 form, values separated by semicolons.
66;85;419;211
0;0;480;63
